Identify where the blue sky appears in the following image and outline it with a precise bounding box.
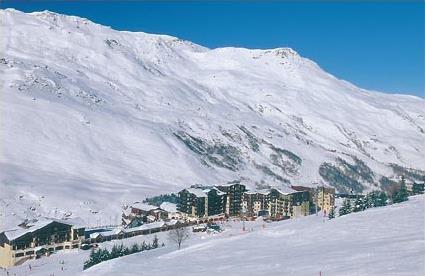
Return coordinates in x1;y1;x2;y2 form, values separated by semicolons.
2;1;424;97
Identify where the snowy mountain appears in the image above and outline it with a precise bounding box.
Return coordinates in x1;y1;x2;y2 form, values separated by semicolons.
0;9;424;228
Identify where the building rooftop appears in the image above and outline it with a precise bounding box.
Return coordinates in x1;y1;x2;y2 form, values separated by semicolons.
131;203;160;212
160;202;178;213
245;189;270;195
186;188;207;198
2;218;75;241
272;186;298;195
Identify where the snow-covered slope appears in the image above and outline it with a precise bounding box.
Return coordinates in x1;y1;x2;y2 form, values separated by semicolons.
1;9;424;228
81;196;425;276
3;195;424;276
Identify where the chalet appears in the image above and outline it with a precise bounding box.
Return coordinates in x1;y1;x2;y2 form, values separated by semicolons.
122;203;168;228
131;203;168;221
159;202;183;220
0;219;85;268
217;181;247;217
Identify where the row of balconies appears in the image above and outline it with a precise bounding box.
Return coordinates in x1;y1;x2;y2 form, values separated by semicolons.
11;240;81;259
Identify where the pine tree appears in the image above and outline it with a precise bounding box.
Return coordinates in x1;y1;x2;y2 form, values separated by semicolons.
117;244;125;257
377;191;388;207
353;197;365;212
123;246;130;256
131;243;140;253
339;198;352;216
141;241;147;251
328;207;335;220
83;248;99;269
110;244;119;258
99;248;111;262
392;176;409;203
152;235;159;249
364;192;375;209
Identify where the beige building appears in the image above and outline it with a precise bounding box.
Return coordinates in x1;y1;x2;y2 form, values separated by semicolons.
267;187;310;219
316;186;336;215
0;219;84;268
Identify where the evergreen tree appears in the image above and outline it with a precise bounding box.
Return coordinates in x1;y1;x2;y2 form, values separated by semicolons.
392;176;409;203
339;198;352;216
328;207;335;220
110;244;120;258
131;243;140;254
364;192;374;209
123;245;130;256
152;235;159;249
99;248;111;262
83;248;99;269
141;241;147;251
376;191;388;207
353;197;366;212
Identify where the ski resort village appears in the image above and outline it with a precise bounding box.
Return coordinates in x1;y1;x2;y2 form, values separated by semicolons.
1;177;424;274
1;7;425;276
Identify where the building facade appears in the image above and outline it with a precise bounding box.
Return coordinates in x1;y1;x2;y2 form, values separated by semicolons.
316;186;336;215
265;188;311;219
178;187;226;218
122;203;168;228
243;191;269;217
0;219;85;268
217;181;246;217
178;188;208;218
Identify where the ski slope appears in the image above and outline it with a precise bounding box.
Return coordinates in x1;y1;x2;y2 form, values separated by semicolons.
3;195;424;276
82;195;425;276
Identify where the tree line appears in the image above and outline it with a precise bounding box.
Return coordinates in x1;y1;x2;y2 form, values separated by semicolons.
84;235;163;270
330;175;413;219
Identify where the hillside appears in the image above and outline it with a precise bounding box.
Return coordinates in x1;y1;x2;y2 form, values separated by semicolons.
82;196;425;276
3;195;423;276
0;9;424;228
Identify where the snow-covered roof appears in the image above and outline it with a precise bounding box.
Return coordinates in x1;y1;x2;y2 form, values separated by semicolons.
89;232;103;239
131;203;159;212
160;202;178;213
203;187;226;196
124;221;166;234
273;186;298;195
147;215;156;221
3;218;74;241
218;181;242;187
245;189;270;195
165;220;179;226
187;188;207;198
122;208;132;217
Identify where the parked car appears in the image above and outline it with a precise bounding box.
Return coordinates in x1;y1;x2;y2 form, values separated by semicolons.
81;243;94;250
